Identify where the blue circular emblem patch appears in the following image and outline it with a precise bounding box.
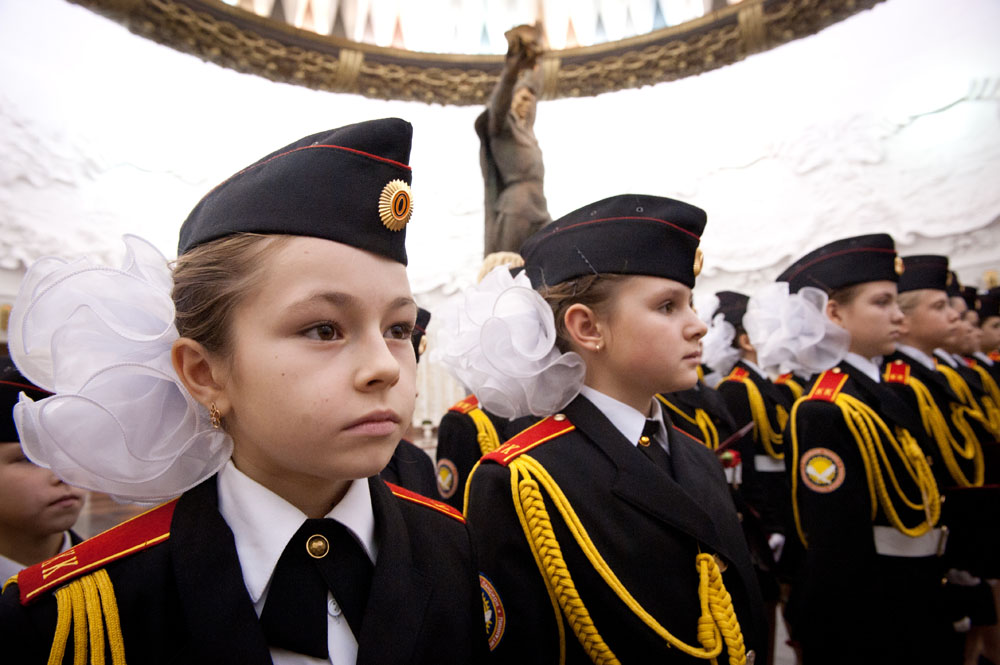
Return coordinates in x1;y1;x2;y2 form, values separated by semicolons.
480;573;505;650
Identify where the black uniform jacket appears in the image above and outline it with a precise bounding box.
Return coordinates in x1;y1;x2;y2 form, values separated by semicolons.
715;361;792;536
786;362;950;665
466;394;767;664
882;349;990;487
380;439;437;498
434;395;537;510
657;381;738;450
0;475;488;665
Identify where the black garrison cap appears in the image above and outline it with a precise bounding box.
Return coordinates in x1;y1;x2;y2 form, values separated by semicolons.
897;255;949;293
715;291;749;329
959;285;978;312
0;358;51;443
412;307;431;362
177;118;414;264
777;233;901;294
945;271;962;299
977;293;1000;320
520;194;706;289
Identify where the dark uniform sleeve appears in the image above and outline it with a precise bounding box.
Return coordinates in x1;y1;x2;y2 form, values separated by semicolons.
435;411;487;510
787;400;878;665
0;581;58;664
465;462;561;664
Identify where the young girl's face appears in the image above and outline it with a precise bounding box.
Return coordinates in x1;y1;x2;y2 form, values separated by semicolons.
216;236;417;503
830;280;904;358
590;275;706;412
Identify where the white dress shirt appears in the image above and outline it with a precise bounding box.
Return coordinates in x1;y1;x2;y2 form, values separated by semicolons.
896;343;937;372
844;352;883;384
579;385;669;454
217;460;377;665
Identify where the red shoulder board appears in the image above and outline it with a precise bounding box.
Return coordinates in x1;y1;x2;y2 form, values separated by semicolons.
482;416;576;467
722;367;750;383
964;357;977;368
448;394;480;415
883;359;910;384
17;498;178;605
806;369;848;402
989;351;1000;363
775;372;794;385
386;482;465;523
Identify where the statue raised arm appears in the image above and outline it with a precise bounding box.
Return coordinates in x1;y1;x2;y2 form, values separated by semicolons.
475;24;551;256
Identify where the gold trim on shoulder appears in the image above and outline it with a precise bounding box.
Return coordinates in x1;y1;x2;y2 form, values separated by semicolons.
379;179;412;231
693;247;704;277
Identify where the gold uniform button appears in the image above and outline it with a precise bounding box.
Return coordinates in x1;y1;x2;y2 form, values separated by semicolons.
553;413;567;422
306;534;330;559
831;367;842;373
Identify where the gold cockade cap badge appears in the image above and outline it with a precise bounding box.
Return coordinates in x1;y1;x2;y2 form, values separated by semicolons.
380;179;412;232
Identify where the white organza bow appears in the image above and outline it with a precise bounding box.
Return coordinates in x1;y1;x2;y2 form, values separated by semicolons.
744;283;849;377
8;235;232;502
432;266;586;419
701;312;741;380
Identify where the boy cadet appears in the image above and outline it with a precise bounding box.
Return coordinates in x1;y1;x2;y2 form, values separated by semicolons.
0;361;85;584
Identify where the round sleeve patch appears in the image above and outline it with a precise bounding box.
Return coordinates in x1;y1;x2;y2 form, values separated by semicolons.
436;458;459;499
800;447;846;493
480;574;505;650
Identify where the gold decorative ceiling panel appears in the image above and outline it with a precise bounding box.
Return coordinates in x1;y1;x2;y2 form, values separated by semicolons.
72;0;885;105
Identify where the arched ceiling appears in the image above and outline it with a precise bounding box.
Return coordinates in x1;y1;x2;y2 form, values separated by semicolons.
72;0;884;105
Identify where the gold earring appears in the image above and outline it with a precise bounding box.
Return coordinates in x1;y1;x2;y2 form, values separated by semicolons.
595;343;601;352
209;403;221;429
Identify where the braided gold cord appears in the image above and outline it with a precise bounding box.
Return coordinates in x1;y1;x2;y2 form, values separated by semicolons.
80;576;105;665
511;455;746;664
789;394;941;547
470;408;502;456
970;364;1000;436
738;377;783;459
69;581;87;665
839;394;940;534
656;396;719;449
48;586;73;665
95;570;128;665
901;373;983;487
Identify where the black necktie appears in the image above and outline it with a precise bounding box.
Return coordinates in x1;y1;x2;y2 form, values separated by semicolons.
639;419;674;478
260;518;374;657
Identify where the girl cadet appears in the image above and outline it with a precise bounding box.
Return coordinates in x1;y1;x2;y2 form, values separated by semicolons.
780;234;951;665
437;194;767;664
0;118;488;665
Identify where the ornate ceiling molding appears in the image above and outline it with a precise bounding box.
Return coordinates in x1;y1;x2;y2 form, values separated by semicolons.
72;0;885;105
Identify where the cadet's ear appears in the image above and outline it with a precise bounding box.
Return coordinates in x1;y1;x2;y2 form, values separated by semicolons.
171;338;231;414
563;303;603;354
737;332;755;354
826;297;844;327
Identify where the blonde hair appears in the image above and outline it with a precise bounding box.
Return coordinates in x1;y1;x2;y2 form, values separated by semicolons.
171;233;293;357
478;251;525;283
896;290;928;315
538;274;627;353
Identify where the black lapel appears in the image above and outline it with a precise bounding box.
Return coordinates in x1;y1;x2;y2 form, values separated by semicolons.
890;350;959;401
170;476;273;665
841;361;924;435
355;477;432;665
563;397;738;562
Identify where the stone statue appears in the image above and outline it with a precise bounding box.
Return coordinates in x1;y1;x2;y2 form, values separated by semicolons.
475;24;551;257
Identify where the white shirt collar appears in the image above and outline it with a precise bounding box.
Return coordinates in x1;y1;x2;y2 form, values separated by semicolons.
933;348;959;368
896;343;937;372
216;460;377;607
579;385;667;451
973;351;994;366
844;352;882;383
740;358;768;380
